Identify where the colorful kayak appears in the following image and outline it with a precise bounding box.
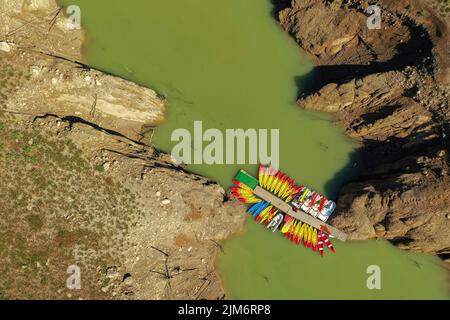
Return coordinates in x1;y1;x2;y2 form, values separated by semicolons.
231;165;346;256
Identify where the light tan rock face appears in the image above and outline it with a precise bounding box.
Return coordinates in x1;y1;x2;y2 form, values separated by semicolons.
0;0;83;60
22;0;55;11
299;72;406;113
278;0;450;256
1;50;166;141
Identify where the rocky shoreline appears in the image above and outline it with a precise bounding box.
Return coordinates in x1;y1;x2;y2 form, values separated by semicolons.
0;0;245;299
276;0;449;258
1;0;448;299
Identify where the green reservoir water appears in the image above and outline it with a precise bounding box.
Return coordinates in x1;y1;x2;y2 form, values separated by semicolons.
60;0;449;299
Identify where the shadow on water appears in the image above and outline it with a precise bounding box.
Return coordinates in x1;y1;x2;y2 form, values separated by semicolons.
322;149;361;200
269;0;293;19
294;72;318;97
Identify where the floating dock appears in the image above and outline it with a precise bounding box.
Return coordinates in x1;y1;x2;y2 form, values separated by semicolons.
231;166;348;256
253;185;347;241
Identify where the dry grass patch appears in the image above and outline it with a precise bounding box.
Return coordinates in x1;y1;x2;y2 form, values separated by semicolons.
0;117;144;299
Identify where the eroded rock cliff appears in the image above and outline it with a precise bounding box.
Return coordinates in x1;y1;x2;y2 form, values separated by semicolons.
277;0;449;257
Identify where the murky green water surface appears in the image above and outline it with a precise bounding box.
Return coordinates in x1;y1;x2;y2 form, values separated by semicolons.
60;0;448;299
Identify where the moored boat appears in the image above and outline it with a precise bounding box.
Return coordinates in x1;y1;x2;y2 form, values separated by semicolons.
230;165;347;256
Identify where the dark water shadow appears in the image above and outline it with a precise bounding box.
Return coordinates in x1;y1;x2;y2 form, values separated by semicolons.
294;72;318;97
323;149;362;200
269;0;293;19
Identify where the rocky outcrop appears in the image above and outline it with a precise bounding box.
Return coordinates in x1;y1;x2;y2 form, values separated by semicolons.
278;0;409;65
29;114;245;299
0;0;84;61
278;0;449;84
0;0;165;141
0;0;245;299
1;48;166;141
277;0;449;256
299;71;406;113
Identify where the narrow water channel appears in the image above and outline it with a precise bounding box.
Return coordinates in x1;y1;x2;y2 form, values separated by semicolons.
60;0;449;299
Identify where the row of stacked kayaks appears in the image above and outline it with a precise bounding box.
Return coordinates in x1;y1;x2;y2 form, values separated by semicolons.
231;165;337;256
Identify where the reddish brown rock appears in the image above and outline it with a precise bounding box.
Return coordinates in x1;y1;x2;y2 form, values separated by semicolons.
277;0;450;256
